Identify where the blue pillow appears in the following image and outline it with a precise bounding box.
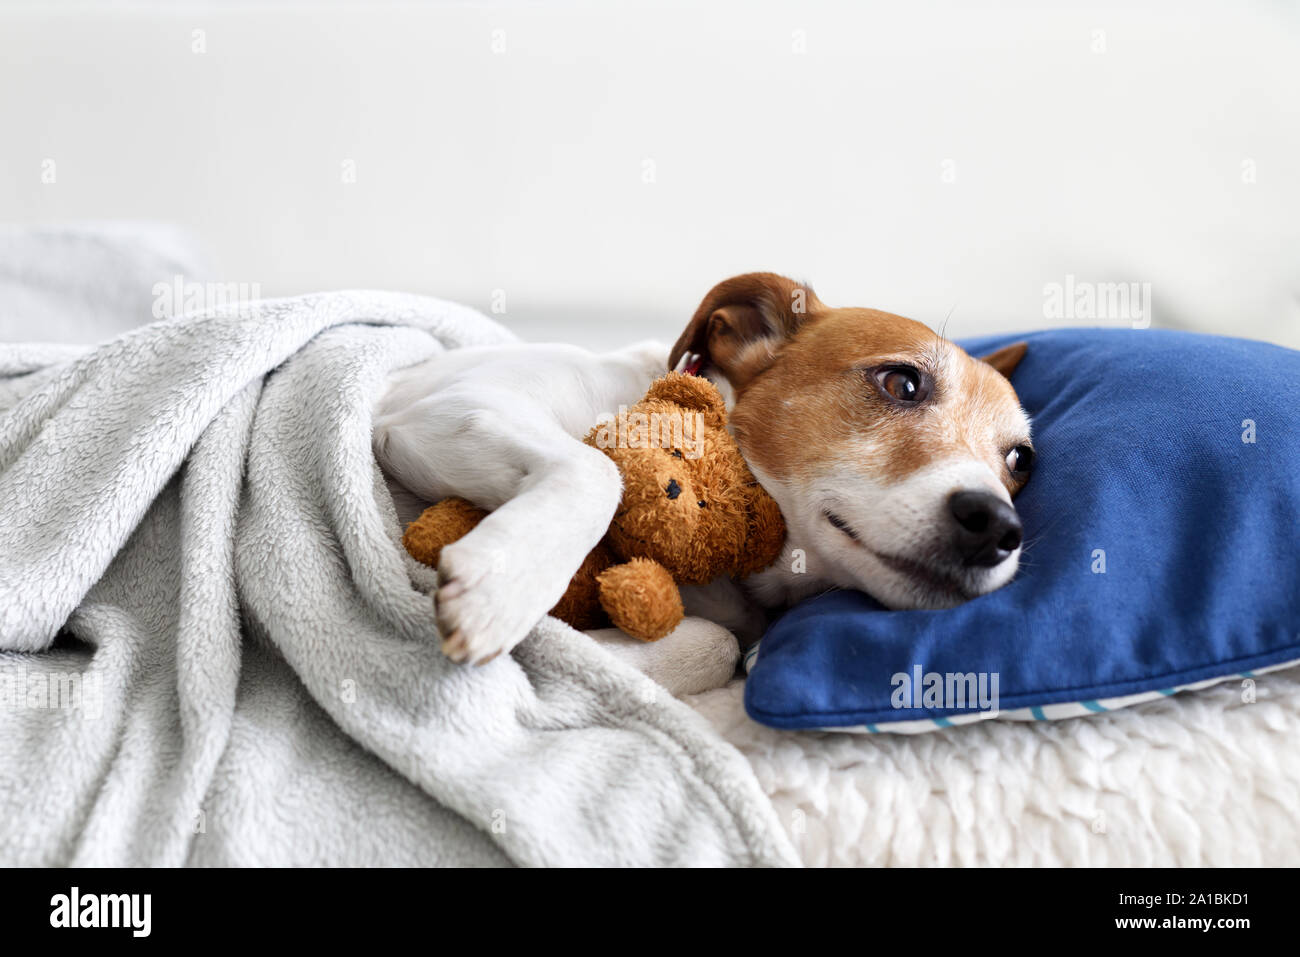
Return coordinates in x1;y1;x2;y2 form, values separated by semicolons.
744;328;1300;732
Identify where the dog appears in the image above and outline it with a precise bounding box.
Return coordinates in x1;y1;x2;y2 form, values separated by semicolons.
373;273;1033;675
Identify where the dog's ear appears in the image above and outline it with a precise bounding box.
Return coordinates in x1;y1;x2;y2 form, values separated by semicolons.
979;341;1028;380
669;273;822;391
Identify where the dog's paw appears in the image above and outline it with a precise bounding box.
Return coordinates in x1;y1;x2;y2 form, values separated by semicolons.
434;538;553;665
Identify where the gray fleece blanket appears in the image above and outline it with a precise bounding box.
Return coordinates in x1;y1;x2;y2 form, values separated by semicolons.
0;291;797;867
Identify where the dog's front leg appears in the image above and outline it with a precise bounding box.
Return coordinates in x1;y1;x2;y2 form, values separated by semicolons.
432;413;623;665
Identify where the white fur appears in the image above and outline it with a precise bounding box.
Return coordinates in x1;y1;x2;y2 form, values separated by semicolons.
747;457;1022;610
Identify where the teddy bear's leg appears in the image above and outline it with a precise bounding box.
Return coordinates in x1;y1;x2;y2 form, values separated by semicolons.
586;619;741;697
596;558;684;642
402;497;489;568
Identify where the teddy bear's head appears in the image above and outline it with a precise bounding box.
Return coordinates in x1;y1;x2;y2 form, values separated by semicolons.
586;373;786;585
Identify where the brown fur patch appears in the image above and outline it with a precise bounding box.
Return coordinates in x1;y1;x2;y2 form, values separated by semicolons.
551;541;617;630
598;386;779;583
669;273;823;388
597;558;684;641
401;497;488;566
979;341;1028;378
727;307;1030;493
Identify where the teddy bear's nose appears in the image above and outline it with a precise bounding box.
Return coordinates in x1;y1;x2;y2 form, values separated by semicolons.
665;479;682;500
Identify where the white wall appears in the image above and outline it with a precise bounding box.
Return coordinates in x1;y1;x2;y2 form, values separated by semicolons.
2;0;1298;348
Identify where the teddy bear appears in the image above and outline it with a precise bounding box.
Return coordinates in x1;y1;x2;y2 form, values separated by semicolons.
401;372;786;642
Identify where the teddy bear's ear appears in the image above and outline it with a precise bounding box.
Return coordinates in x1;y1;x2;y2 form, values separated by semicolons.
736;483;787;578
643;372;728;429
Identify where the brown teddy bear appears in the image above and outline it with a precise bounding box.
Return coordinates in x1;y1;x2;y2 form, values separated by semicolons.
402;373;786;641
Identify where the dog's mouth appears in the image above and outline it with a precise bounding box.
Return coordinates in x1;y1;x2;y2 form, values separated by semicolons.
868;549;973;601
823;510;973;602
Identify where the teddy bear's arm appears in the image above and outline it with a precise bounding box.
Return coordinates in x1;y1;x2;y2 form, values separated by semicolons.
595;557;684;642
402;497;489;568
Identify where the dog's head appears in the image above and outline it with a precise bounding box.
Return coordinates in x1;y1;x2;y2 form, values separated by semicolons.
670;272;1034;609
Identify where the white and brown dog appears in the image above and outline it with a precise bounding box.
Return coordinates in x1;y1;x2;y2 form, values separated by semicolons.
374;273;1032;690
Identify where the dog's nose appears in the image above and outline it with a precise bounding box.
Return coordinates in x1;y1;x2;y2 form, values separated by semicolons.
947;490;1022;567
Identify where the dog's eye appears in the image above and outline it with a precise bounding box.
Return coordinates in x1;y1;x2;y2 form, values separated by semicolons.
873;365;929;404
671;449;683;458
1006;444;1035;475
698;500;706;508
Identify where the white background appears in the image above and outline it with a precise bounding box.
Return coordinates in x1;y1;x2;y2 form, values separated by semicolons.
2;0;1297;348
